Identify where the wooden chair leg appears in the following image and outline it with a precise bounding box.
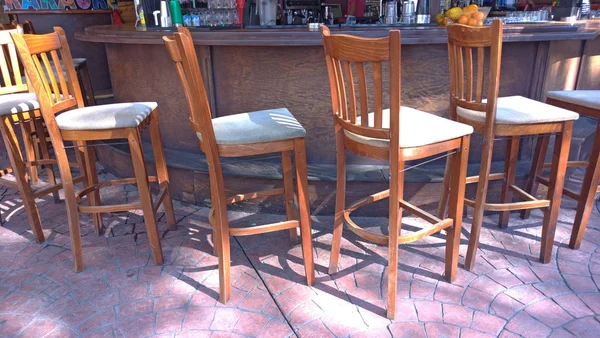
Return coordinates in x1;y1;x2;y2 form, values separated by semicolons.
446;135;470;281
128;129;163;265
148;111;176;230
570;120;600;249
78;62;96;106
521;135;550;219
387;156;404;320
465;133;495;271
294;138;315;286
81;142;104;234
52;135;83;272
20;120;38;183
281;150;298;245
540;122;573;263
437;154;452;219
328;125;346;274
33;117;60;203
499;137;520;228
210;173;231;303
0;117;44;243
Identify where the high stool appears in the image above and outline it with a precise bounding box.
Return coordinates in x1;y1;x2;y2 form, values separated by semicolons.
12;27;176;272
163;27;314;304
522;90;600;250
0;27;64;242
321;27;473;319
440;20;579;270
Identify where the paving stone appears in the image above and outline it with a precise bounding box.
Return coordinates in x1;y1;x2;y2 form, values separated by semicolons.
553;294;595;318
415;300;442;322
470;311;506;335
388;322;426;337
425;322;460;338
505;312;552;338
442;303;473;327
563;316;600;337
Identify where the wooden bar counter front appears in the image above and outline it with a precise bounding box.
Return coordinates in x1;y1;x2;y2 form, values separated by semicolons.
76;22;600;215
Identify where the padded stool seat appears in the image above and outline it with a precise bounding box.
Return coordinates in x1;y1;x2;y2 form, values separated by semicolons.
199;108;307;145
344;107;474;148
55;102;156;130
546;90;600;111
0;92;39;115
457;95;579;124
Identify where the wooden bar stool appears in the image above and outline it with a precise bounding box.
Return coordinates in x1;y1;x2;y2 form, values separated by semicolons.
440;20;579;270
12;27;177;272
163;28;314;304
0;26;64;242
522;90;600;250
321;27;473;319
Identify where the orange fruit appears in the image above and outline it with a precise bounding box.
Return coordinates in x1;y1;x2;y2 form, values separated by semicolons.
463;7;477;17
472;11;485;21
476;20;483;26
458;15;470;25
467;4;479;11
468;18;478;26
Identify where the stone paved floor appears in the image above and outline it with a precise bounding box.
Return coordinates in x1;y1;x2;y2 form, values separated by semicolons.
1;153;600;337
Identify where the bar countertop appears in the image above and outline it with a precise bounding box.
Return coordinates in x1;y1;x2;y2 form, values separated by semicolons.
76;21;600;46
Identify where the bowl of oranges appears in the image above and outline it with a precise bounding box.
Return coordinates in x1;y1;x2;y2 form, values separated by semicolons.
435;5;491;26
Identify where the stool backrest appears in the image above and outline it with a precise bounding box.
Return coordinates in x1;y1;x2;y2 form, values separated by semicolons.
0;27;28;95
446;20;503;128
321;26;401;149
162;28;218;152
10;27;85;124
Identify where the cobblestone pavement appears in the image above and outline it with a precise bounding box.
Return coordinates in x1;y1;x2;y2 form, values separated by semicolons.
1;152;600;338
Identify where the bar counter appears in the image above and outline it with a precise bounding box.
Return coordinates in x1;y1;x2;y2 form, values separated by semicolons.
76;22;600;214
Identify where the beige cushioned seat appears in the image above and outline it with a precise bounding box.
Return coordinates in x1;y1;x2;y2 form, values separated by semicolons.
0;93;39;115
197;108;306;145
344;107;474;148
457;96;579;124
546;90;600;111
55;102;156;131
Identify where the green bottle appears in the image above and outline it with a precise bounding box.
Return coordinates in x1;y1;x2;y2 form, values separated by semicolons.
170;0;183;26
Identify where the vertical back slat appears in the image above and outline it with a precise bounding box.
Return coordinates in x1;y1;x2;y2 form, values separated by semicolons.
50;50;69;98
476;47;485;102
333;59;348;120
448;44;456;98
456;47;464;100
8;44;22;86
465;47;473;101
373;61;383;128
356;62;369;127
343;61;357;124
0;48;12;86
31;54;53;99
40;52;60;103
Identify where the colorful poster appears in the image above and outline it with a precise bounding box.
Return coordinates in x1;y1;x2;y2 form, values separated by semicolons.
5;0;114;10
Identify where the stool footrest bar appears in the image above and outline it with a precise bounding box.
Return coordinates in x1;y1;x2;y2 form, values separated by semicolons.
75;176;158;202
79;202;143;214
229;220;299;237
227;188;285;204
466;172;504;184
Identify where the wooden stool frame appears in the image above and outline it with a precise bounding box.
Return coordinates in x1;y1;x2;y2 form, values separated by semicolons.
163;27;314;304
321;26;470;319
12;27;176;272
0;26;64;242
439;20;574;270
522;99;600;250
